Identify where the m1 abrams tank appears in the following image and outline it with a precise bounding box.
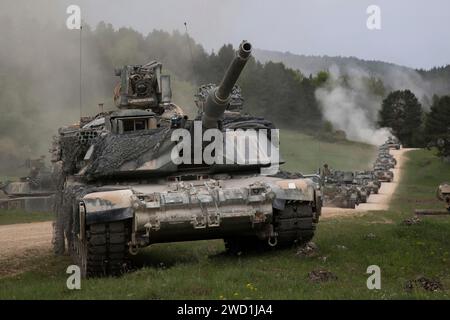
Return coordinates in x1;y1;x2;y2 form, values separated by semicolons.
321;173;359;209
385;137;401;150
374;157;395;169
51;41;321;277
322;183;359;209
0;157;55;212
373;163;393;182
437;183;450;211
377;152;397;165
333;171;369;203
354;171;380;194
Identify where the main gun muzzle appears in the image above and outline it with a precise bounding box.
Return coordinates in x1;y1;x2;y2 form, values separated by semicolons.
202;41;252;129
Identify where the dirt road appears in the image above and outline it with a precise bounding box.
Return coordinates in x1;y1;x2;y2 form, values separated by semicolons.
0;221;53;277
322;148;413;219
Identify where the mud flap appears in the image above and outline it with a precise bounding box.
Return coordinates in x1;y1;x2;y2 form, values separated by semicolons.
85;207;134;225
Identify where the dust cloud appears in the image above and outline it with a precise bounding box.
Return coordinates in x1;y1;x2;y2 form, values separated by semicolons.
0;1;113;173
315;65;392;145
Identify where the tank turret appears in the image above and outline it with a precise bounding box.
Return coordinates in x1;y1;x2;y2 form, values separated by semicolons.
201;41;252;128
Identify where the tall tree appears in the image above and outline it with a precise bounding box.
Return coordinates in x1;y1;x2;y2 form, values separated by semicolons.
425;95;450;158
378;90;423;147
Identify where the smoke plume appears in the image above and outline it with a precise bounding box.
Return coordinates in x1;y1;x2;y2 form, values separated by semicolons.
315;65;392;145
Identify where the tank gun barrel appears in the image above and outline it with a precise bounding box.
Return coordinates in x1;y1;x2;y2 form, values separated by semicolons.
202;41;252;128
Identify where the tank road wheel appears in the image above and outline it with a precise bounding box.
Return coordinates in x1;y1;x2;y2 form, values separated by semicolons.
273;201;316;247
75;221;131;278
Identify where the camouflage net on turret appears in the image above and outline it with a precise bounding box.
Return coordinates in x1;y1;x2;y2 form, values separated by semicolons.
84;127;173;178
59;135;90;174
222;115;275;130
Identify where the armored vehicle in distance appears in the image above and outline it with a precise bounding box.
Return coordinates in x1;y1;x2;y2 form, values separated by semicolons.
373;164;394;182
437;183;450;211
354;171;380;194
322;183;359;209
0;157;55;212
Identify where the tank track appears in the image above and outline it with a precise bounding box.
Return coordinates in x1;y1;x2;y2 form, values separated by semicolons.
224;201;317;253
273;201;316;246
82;221;130;277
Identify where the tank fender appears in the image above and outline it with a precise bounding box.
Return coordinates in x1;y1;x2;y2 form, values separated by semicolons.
82;189;135;225
269;179;315;210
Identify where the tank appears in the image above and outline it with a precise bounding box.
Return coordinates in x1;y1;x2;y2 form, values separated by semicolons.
322;184;359;209
321;172;359;209
354;171;380;194
51;41;321;277
331;171;368;204
374;157;395;169
373;164;394;182
437;183;450;211
0;157;56;212
385;137;401;150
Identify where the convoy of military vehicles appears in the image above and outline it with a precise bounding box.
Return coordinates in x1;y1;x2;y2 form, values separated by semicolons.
320;137;400;209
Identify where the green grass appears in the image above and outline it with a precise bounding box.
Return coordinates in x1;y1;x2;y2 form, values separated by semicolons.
0;209;53;225
392;148;450;213
0;149;449;300
280;130;377;173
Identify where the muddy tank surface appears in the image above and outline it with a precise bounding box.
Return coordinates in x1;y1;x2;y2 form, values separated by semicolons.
51;41;321;277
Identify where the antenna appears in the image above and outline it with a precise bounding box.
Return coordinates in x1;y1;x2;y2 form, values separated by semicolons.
184;22;196;82
79;25;83;119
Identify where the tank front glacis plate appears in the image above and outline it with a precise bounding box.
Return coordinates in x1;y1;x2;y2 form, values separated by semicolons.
80;175;316;244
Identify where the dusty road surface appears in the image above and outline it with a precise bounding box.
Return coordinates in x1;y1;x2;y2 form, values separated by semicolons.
0;221;53;277
322;148;414;219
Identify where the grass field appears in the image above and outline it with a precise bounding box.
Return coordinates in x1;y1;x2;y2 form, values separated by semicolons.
0;209;53;225
0;148;449;299
280;130;377;173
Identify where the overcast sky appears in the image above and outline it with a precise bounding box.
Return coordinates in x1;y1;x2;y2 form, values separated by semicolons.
66;0;450;69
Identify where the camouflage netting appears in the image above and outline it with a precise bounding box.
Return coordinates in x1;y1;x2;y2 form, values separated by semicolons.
53;182;89;255
85;127;173;178
60;134;90;174
222;115;275;130
270;171;304;179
